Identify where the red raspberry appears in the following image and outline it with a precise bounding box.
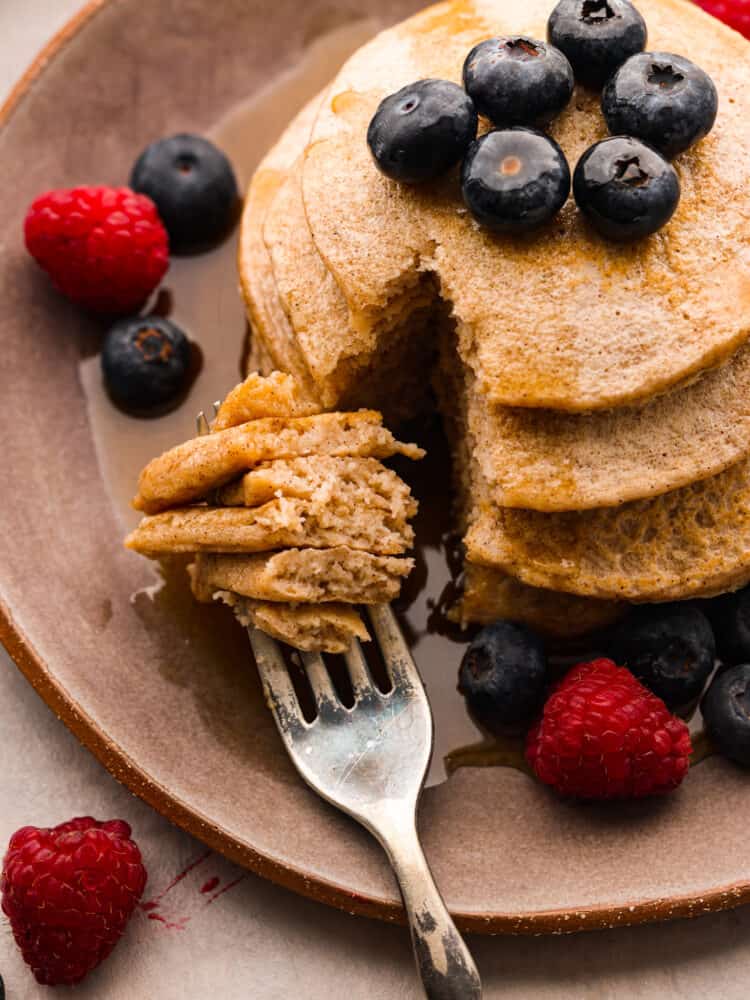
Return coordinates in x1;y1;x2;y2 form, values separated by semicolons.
1;816;147;986
525;658;692;800
24;186;169;313
694;0;750;39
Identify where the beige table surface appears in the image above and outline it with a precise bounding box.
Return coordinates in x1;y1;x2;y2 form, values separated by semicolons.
1;2;749;997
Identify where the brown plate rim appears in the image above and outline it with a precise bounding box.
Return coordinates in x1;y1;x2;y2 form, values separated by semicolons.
2;0;750;935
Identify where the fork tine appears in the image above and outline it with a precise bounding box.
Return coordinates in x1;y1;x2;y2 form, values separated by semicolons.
248;628;308;735
343;638;375;699
212;400;222;417
196;411;210;436
301;650;339;712
367;604;418;689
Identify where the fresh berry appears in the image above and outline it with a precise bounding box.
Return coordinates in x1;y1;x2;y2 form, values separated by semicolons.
547;0;647;88
573;136;680;240
694;0;750;40
701;663;750;765
526;658;692;799
101;315;192;414
704;585;750;664
461;127;570;232
458;621;548;732
367;79;478;184
462;36;574;126
130;134;239;253
602;52;718;158
24;186;168;313
1;817;147;986
608;604;716;709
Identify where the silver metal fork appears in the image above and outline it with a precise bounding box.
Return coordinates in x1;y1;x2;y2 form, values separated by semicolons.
196;409;481;999
250;608;481;1000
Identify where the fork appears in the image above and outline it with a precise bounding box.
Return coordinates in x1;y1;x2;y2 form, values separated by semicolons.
250;608;481;1000
197;409;482;999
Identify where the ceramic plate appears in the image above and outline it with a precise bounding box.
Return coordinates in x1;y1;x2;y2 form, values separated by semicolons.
1;0;749;934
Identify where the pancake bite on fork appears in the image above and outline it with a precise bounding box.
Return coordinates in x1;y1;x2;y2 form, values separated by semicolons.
126;371;422;652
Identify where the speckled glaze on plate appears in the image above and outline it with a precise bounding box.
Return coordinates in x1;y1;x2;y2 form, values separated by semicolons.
1;0;749;935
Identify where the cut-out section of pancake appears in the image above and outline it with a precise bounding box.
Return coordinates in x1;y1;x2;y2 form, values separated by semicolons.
434;336;626;636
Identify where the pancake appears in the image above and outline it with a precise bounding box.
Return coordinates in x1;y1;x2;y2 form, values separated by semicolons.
455;563;625;638
213;371;318;431
215;464;417;523
241;8;750;511
301;0;750;413
125;495;414;558
243;323;276;378
434;321;750;605
133;411;424;514
466;455;750;602
263;161;355;402
221;593;370;653
240;104;438;423
214;455;415;514
463;333;750;511
264;158;439;418
190;548;412;604
434;328;626;634
127;372;421;652
237;96;323;400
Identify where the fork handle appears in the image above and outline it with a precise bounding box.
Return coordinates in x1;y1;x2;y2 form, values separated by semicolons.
374;813;482;1000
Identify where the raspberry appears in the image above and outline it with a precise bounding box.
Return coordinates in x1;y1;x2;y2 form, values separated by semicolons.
525;658;692;800
694;0;750;39
1;816;147;986
24;186;169;313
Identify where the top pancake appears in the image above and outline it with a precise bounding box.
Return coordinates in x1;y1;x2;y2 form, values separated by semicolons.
301;0;750;412
240;34;750;511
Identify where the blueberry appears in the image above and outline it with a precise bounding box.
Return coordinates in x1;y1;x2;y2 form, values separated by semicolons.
609;604;715;709
130;134;239;253
701;663;750;766
461;128;570;233
602;52;718;159
367;79;478;184
102;315;192;414
703;585;750;665
462;37;574;127
573;136;679;240
547;0;647;89
458;621;548;732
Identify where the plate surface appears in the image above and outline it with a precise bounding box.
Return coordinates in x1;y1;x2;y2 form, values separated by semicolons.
1;0;749;934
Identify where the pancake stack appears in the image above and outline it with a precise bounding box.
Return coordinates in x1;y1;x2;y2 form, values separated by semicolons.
237;0;750;640
126;372;422;651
